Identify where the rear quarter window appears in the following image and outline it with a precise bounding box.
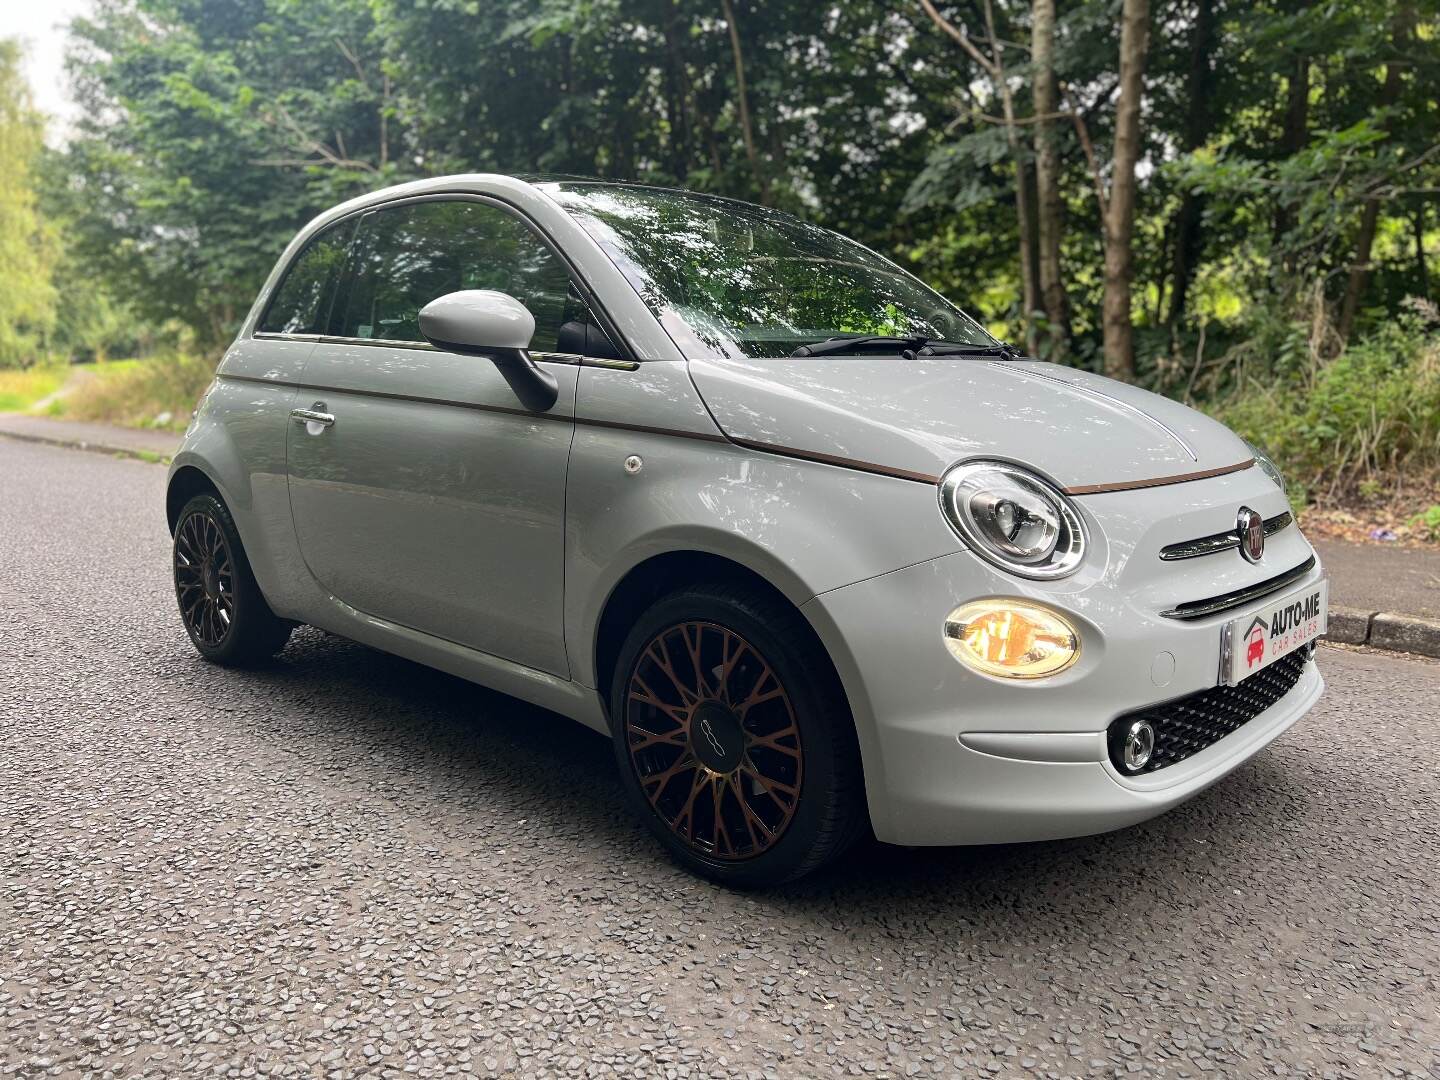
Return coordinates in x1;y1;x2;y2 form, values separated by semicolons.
258;219;356;335
334;200;573;350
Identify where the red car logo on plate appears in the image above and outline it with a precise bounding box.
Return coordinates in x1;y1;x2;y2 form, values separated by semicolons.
1244;617;1267;669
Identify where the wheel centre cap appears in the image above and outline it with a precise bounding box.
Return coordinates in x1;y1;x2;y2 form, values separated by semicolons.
689;701;745;774
202;561;219;597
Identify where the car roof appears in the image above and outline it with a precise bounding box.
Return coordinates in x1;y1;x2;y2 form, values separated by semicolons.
303;173;776;234
518;174;788;218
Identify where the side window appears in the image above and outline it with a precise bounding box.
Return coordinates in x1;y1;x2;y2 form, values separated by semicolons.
259;220;355;335
336;200;573;352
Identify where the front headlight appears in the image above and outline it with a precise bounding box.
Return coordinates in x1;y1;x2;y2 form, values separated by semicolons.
938;460;1086;579
1244;439;1286;493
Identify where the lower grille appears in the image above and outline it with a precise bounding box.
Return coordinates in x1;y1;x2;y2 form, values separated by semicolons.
1108;647;1311;774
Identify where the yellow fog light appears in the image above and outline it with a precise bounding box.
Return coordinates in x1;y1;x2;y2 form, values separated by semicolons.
943;600;1080;679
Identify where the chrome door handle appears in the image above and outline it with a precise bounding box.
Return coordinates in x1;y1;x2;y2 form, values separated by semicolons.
291;403;334;427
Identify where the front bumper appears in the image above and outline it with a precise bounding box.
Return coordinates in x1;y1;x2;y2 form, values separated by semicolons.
801;468;1326;847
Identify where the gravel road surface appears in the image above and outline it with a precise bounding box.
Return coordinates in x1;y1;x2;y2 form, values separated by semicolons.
2;436;1437;1079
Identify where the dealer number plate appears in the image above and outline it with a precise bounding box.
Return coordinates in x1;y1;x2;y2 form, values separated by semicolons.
1222;577;1328;685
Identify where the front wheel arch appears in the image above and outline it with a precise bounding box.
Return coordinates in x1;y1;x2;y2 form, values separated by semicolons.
166;465;222;534
608;579;868;884
594;551;835;719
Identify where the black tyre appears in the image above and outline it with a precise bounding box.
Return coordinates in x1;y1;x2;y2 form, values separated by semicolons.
173;493;293;666
609;582;866;887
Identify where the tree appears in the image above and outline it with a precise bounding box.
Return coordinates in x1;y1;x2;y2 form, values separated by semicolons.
0;40;58;367
1337;2;1415;342
1031;0;1069;359
1164;0;1216;327
720;0;769;202
58;0;400;351
1101;0;1151;381
43;0;1440;387
919;0;1041;354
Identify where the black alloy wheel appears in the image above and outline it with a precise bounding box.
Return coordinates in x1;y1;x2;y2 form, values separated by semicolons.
173;492;293;665
174;508;236;648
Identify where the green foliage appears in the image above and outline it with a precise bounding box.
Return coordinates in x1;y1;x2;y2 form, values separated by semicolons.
0;365;67;412
56;353;216;429
54;0;398;350
0;0;1433;489
1169;116;1395;293
1410;504;1440;541
1211;307;1440;495
0;40;59;367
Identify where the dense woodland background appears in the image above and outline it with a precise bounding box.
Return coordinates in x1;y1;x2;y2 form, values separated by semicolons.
1;0;1437;513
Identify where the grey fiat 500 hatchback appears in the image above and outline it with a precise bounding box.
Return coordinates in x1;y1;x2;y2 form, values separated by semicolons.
169;174;1327;886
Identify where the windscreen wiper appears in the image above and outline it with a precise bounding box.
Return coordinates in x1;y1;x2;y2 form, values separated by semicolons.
790;335;929;357
918;341;1025;359
790;335;1025;359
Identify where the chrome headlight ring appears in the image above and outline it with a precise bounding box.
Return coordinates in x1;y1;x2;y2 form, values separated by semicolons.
938;460;1087;580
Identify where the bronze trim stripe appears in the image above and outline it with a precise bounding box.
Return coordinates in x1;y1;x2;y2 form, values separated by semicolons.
728;437;941;484
1063;458;1255;496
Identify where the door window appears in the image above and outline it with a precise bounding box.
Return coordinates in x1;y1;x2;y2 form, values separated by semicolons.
258;219;356;335
336;200;575;352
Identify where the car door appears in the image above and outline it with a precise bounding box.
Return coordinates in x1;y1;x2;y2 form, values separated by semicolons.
286;196;583;677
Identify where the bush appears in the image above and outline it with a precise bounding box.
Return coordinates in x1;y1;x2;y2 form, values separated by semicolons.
1410;505;1440;542
1210;305;1440;502
58;353;216;430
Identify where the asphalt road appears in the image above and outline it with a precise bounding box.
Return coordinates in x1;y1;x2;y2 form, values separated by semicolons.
2;436;1438;1080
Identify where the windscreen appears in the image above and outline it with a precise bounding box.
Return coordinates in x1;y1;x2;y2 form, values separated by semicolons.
547;183;996;359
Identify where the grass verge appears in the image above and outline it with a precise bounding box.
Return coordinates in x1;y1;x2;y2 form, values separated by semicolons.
53;354;215;430
0;365;68;412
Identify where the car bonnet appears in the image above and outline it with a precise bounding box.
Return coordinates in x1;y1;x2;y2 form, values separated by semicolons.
685;354;1254;493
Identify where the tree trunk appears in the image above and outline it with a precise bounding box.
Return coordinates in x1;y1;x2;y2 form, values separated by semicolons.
661;3;692;182
1102;0;1151;381
719;0;769;203
1032;0;1069;360
1415;203;1430;296
1166;0;1215;326
1021;158;1043;340
981;0;1039;355
1272;54;1310;265
1338;4;1412;342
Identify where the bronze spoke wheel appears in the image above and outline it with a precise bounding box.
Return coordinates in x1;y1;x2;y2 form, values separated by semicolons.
174;509;236;648
624;620;803;861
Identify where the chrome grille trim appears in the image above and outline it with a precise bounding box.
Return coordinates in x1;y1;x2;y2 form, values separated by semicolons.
1159;511;1293;561
1159;554;1316;620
